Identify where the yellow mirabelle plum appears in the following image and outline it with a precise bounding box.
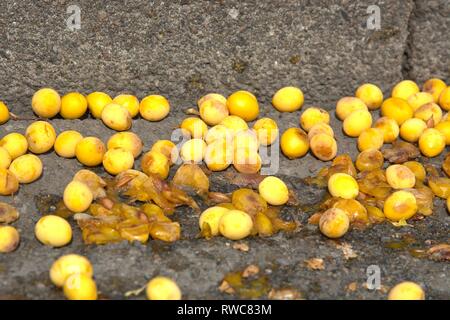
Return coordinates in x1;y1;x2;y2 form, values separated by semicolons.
336;97;368;120
54;131;83;158
32;88;61;118
60;92;88;119
139;95;170;121
113;94;140;118
391;80;420;101
355;83;383;110
25;121;56;154
272;86;304;112
226;90;259;121
86;92;113;119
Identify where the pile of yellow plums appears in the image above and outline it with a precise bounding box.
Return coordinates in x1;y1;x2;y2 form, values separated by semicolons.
179;86;339;171
178;91;277;174
199;176;291;240
311;78;450;239
0;78;448;301
0;121;47;196
337;79;450;157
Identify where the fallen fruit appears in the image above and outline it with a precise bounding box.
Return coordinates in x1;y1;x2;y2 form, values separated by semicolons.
113;94;140;118
231;188;267;216
444;153;450;176
423;78;446;103
31;88;61;118
280;127;309;159
0;202;19;223
300;107;330;132
328;173;359;199
199;206;230;236
0;168;19;195
86;91;113;119
0;146;11;169
233;130;259;153
107;131;143;159
258;176;289;205
327;154;357;178
54;130;83;158
204;138;232;171
381;97;413;125
385;164;416;189
198;93;227;106
0;101;10;124
382;140;420;163
101;103;132;131
434;121;450;145
355;83;383;110
204;124;233;145
308;122;334;140
357;128;384;151
220;115;249;135
407;187;434;216
332;198;368;224
391;80;420;101
366;205;385;224
310;133;338;161
35;215;73;247
403;161;426;182
253;117;279;146
0;225;20;253
198;93;229;125
0;133;28;159
64;181;93;213
180;117;208;139
427;176;450;199
272;86;304;112
219;209;254;240
438;86;450;111
418;128;445;157
343;109;372;137
63;273;97;300
374;117;400;143
355;149;384;172
146;276;181;300
414;102;442;125
388;281;425;300
103;148;135;175
151;140;178;165
233;148;261;174
9;154;42;184
383;190;417;221
50;254;93;287
139;95;170;121
400;118;427;143
227;90;259;121
319;208;350;239
25;121;56;154
252;212;273;237
407;92;434;112
141;150;170;179
336;97;368;120
75;137;106;167
60;92;88;119
73;169;107;199
180;139;207;163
